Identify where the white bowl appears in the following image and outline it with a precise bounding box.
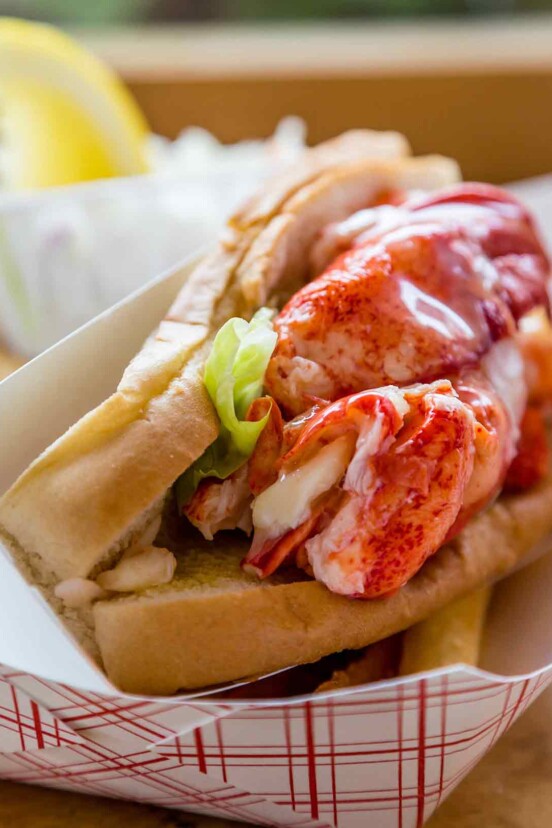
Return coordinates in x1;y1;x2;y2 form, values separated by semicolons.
0;165;272;357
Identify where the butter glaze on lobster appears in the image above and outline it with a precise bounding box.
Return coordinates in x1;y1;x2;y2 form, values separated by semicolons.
185;183;551;599
266;184;548;415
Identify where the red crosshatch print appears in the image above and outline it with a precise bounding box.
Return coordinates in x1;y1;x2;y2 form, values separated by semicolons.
416;678;427;828
0;675;83;754
0;665;550;828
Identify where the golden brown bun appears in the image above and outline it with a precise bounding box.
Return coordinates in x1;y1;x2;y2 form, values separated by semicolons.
230;128;411;232
0;137;457;585
94;468;552;694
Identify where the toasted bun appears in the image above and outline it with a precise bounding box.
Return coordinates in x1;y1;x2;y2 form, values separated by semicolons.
0;131;547;699
0;137;458;586
94;468;552;694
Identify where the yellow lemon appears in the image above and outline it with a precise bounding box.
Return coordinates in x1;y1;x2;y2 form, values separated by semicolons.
0;18;149;190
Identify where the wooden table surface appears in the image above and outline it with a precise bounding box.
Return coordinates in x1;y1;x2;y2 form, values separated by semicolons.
1;681;551;828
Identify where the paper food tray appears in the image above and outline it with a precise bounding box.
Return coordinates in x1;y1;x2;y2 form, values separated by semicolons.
1;180;552;827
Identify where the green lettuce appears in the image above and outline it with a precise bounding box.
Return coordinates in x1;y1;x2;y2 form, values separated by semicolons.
175;308;278;508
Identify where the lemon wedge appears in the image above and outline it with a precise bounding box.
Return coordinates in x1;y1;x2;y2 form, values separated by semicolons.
0;18;149;190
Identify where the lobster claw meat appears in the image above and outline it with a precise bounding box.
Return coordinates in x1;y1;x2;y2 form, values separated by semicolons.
504;405;549;493
245;381;478;597
184;396;281;539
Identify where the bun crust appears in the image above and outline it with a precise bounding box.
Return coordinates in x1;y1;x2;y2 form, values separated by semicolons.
1;131;498;698
94;470;552;694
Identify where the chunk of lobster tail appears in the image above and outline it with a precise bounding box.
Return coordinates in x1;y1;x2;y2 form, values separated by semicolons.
266;184;549;416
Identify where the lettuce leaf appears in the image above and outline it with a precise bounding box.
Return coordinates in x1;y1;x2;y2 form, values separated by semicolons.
175;308;277;508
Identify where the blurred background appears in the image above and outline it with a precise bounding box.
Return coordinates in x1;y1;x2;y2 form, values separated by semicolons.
1;1;551;24
1;0;552;359
0;0;549;182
